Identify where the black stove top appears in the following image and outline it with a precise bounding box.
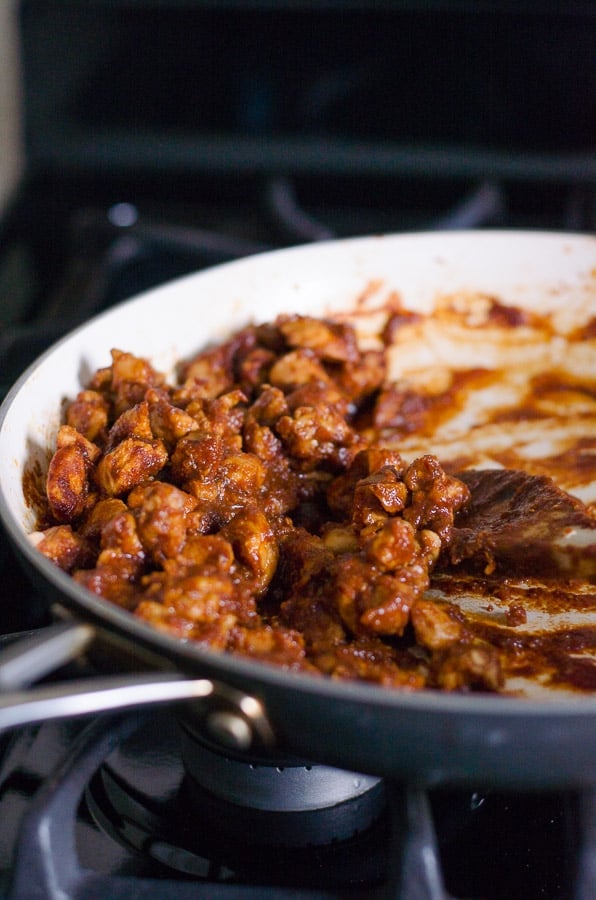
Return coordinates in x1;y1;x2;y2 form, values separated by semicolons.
0;704;586;899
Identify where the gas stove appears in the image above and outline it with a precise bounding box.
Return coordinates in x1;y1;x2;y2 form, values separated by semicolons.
0;693;589;899
0;3;595;898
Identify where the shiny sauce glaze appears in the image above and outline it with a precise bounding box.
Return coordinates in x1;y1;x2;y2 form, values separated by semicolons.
29;289;595;696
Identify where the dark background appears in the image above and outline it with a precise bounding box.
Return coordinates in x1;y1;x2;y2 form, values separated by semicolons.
11;0;591;209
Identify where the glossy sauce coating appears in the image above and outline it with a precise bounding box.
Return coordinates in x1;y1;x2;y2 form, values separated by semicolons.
31;294;596;696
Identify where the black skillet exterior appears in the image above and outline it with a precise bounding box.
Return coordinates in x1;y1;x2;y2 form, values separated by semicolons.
6;523;596;792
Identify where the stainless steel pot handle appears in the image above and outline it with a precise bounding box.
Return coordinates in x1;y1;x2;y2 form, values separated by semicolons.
0;620;96;690
0;621;275;751
0;671;215;731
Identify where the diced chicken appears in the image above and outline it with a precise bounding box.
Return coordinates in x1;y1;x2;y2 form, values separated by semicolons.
95;438;168;495
46;426;101;522
66;390;110;443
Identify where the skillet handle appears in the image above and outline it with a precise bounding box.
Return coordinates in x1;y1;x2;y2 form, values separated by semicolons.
0;670;214;731
0;621;276;751
0;620;95;690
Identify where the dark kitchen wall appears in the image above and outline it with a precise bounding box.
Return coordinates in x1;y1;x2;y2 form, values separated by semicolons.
19;1;595;181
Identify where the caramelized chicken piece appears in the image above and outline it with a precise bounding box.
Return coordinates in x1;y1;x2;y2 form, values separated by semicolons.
227;624;308;670
95;510;145;576
403;454;471;542
244;385;288;427
179;327;256;402
433;641;504;692
237;347;277;394
331;638;427;689
73;510;146;607
269;349;332;392
145;388;199;449
104;400;154;452
333;556;420;636
275;403;359;470
171;434;227;485
137;554;256;648
66;390;110;443
46;426;101;523
363;517;441;573
33;524;94;572
96;437;169;496
410;599;463;650
277;315;359;363
332;349;386;405
179;441;267;530
286;380;351;417
242;421;302;517
107;349;165;416
221;507;279;595
184;390;247;442
134;596;237;646
170;533;235;571
128;481;197;565
79;498;128;541
180;354;234;400
352;467;408;530
327;448;406;520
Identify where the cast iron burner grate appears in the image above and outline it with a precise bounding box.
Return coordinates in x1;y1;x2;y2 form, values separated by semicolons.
0;707;591;900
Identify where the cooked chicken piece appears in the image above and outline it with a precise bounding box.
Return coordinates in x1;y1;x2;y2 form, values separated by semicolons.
95;438;168;496
146;388;199;449
269;349;332;392
433;641;503;692
34;524;94;571
179;327;256;401
277;315;359;363
275;404;359;470
170;533;235;571
333;349;386;404
104;400;154;452
73;510;146;607
228;624;308;670
221;507;279;594
410;599;463;650
128;481;197;565
237;347;277;393
46;425;101;522
66;390;110;443
185;449;265;512
95;510;145;574
134;596;238;647
363;517;440;572
352;467;408;530
327;448;406;520
107;349;165;415
79;498;128;541
403;455;471;542
184;390;247;441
